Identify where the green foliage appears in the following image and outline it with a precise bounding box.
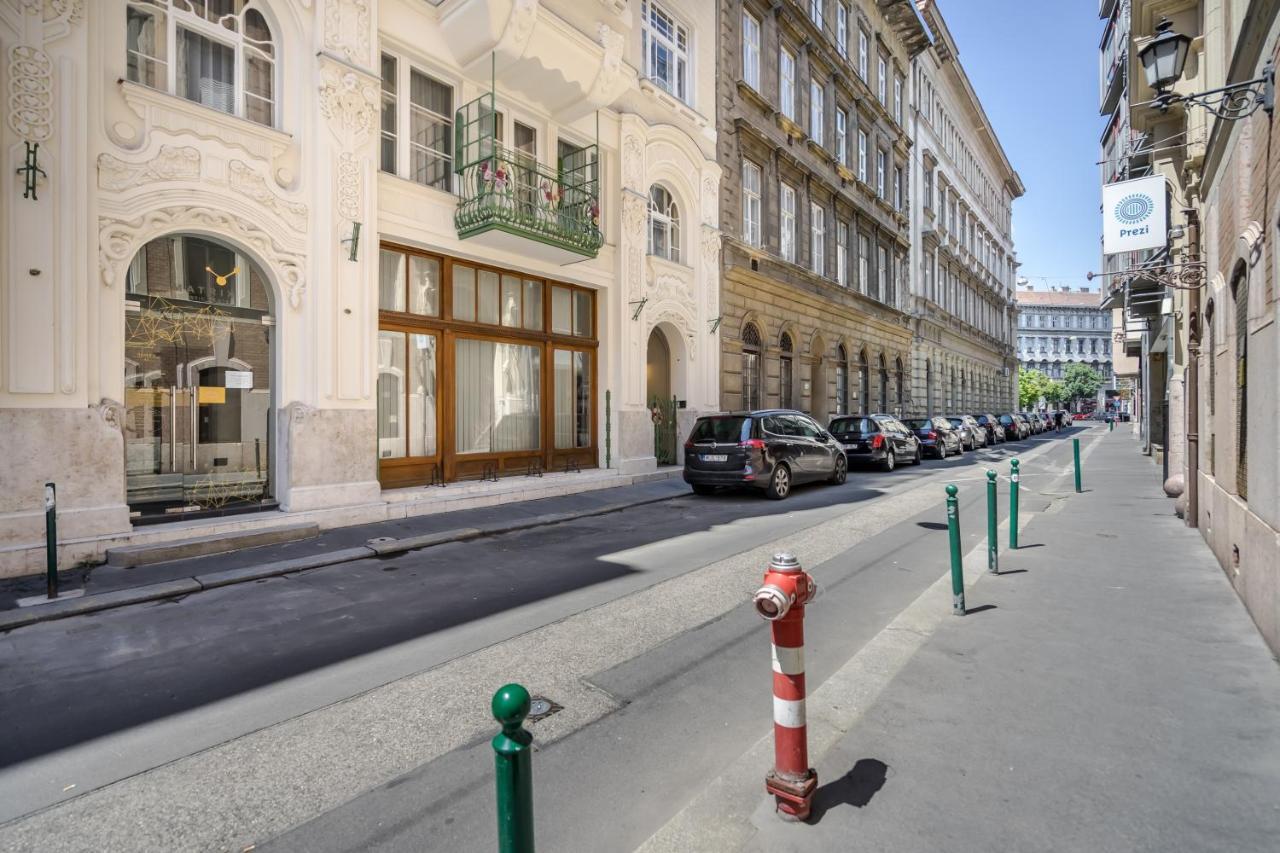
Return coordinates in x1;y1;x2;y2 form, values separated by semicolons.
1061;363;1104;403
1018;369;1051;410
1044;380;1067;406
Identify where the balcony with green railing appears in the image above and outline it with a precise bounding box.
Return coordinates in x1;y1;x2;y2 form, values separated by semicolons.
454;93;603;264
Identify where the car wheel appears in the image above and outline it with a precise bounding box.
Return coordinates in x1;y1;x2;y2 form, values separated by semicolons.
829;455;847;485
912;445;922;465
691;484;716;496
766;464;791;500
937;442;947;460
882;448;896;472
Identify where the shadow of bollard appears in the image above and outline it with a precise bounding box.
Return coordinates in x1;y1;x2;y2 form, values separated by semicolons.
806;758;890;824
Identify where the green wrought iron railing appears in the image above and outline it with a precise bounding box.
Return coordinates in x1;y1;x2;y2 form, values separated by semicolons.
454;90;603;258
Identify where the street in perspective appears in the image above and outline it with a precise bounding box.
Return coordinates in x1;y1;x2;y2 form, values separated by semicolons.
2;1;1279;852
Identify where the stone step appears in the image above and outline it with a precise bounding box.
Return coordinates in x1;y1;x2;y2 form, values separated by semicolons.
104;521;320;568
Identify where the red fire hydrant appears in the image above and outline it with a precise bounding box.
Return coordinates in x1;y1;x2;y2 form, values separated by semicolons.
754;552;818;821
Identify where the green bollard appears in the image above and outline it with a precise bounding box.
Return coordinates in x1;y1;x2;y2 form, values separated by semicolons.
1073;437;1082;493
492;683;535;853
946;484;965;616
986;470;999;575
1009;459;1020;550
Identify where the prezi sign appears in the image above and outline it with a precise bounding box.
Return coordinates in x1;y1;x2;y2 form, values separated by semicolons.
1102;175;1167;255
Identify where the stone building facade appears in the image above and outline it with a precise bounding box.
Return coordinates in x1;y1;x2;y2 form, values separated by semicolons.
1015;287;1114;383
716;0;930;421
907;0;1021;416
0;0;721;575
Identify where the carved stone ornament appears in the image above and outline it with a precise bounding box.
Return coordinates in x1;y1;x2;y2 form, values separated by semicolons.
7;45;53;141
100;206;307;309
701;176;717;222
229;159;309;232
500;0;539;56
94;398;124;432
337;151;360;221
649;272;692;306
323;0;372;66
622;134;644;191
318;65;379;147
650;306;696;361
97;146;201;191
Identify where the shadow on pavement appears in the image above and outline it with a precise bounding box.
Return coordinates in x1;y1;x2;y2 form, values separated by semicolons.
807;758;890;823
965;604;998;615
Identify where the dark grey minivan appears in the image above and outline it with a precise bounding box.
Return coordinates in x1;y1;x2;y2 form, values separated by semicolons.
683;410;846;500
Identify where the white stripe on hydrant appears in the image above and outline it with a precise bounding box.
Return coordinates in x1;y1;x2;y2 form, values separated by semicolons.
773;696;807;729
771;644;805;676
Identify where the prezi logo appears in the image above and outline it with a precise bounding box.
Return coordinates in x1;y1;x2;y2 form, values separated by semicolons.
1115;193;1155;238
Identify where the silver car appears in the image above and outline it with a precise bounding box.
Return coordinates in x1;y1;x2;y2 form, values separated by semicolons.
948;415;986;451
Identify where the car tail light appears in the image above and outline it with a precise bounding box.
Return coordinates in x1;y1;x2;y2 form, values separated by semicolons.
871;434;884;449
927;431;937;440
740;438;767;450
684;439;694;450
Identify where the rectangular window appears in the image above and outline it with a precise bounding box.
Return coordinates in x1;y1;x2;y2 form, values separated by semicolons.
376;330;438;460
837;221;848;287
409;69;453;191
858;30;868;80
780;183;796;263
454;339;541;454
742;160;762;246
780;46;796;120
176;28;235;116
876;150;886;198
923;168;933;211
126;3;167;89
857;130;868;182
380;54;397;174
742;11;761;90
550;285;593;337
893;166;902;210
877;56;887;103
554;349;592;449
810;202;825;276
858;234;869;295
836;4;849;57
835;108;847;166
809;0;823;29
810;79;824;143
643;1;690;104
893;74;903;124
877;246;887;303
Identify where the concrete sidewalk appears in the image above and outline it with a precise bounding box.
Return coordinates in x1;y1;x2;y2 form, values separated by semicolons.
676;432;1280;852
0;474;686;627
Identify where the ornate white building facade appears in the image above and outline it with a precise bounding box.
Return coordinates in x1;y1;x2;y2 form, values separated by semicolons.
0;0;720;575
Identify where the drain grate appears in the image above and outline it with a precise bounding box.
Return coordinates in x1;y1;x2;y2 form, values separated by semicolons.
526;696;563;723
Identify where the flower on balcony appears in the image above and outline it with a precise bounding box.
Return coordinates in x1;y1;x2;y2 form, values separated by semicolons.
478;160;509;192
589;200;600;227
540;179;562;209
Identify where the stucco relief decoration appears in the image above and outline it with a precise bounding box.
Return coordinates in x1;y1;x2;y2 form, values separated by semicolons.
650;307;697;361
498;0;539;57
323;0;372;66
319;65;377;224
701;176;717;223
97;146;201;191
622;134;644;191
586;23;628;104
337;152;360;221
99;206;307;309
7;45;53;141
649;272;693;308
701;229;721;315
229;159;309;232
622;192;647;299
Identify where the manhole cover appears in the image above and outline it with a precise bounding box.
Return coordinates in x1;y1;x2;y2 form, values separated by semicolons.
526;696;563;723
368;536;396;545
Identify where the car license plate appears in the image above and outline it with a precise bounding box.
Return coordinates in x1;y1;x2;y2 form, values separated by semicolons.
701;454;728;462
845;442;861;450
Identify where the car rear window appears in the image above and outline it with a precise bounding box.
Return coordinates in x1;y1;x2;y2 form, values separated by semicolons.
999;415;1013;424
904;418;930;430
688;416;749;443
948;418;964;427
830;417;874;434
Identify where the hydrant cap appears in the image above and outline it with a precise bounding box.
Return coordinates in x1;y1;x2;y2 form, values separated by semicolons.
491;683;531;727
770;552;801;573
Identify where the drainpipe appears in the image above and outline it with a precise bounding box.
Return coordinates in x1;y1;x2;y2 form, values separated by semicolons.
1184;209;1200;527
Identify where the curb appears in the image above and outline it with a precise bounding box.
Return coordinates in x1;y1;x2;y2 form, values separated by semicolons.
0;491;684;632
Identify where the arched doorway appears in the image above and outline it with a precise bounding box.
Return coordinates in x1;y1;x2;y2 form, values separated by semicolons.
646;326;676;464
123;234;275;519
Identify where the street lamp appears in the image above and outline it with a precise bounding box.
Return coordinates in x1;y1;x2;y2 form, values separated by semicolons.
1139;17;1274;119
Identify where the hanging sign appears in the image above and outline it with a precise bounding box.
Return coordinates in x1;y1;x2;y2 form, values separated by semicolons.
1102;175;1167;255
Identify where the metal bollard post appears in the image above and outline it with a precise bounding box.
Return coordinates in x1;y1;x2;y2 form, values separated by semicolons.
946;485;965;615
491;683;535;853
986;470;999;575
1073;438;1082;493
753;553;818;821
1009;459;1020;550
44;482;58;600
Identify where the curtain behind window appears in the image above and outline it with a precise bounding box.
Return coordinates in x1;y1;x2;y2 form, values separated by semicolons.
177;28;235;115
455;339;540;454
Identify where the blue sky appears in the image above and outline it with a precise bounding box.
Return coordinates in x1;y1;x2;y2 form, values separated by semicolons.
944;1;1101;292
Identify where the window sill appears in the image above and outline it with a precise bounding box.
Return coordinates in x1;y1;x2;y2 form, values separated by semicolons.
119;80;292;163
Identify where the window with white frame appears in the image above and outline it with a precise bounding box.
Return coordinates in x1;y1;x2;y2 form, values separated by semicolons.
893;73;903;124
876;149;886;198
780;182;796;262
742;159;762;247
858;233;869;294
810;202;825;275
809;0;823;30
834;108;847;166
837;221;848;286
780;46;796;120
742;10;761;90
857;130;867;182
648;184;681;262
408;68;454;191
643;1;689;104
380;54;397;174
837;4;848;57
126;0;276;127
877;56;887;103
923;167;933;211
810;79;824;143
893;166;902;210
877;245;887;303
858;29;868;80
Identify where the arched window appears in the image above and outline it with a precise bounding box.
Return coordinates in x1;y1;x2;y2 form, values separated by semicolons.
1232;267;1248;498
779;332;794;409
859;349;871;412
895;357;905;411
741;323;761;410
126;1;277;127
878;354;888;412
835;344;849;415
648;185;681;262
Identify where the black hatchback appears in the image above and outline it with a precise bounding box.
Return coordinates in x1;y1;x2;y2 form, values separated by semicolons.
683;410;847;500
828;414;922;471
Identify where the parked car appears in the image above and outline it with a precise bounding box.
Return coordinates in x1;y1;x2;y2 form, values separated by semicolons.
683;409;846;500
948;415;986;451
828;413;921;471
1072;412;1088;421
1023;412;1044;434
1038;412;1054;432
998;413;1028;440
903;416;964;459
975;413;1005;444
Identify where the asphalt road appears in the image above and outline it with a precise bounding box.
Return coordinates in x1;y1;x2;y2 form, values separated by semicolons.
0;427;1078;829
